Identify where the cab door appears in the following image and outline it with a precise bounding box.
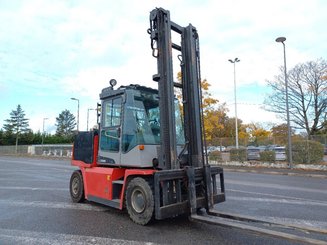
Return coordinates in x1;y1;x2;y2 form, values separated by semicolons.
98;97;122;165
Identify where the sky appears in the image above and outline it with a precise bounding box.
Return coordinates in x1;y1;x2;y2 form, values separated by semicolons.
0;0;326;134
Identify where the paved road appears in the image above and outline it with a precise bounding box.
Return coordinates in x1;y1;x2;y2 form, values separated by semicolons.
0;156;326;244
219;171;327;227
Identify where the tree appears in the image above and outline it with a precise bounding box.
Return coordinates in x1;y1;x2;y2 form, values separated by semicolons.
3;105;30;152
0;129;4;145
246;123;271;146
199;80;245;145
270;123;297;145
264;58;327;136
176;73;248;145
216;117;248;146
317;120;327;135
55;110;76;140
204;103;229;142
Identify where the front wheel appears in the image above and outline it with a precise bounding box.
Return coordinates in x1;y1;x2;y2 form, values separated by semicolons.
125;177;154;225
70;170;85;203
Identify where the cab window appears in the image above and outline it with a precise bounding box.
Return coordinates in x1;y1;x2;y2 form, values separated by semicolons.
100;97;122;152
104;98;122;127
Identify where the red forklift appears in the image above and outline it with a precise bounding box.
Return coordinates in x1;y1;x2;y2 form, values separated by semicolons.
70;8;225;225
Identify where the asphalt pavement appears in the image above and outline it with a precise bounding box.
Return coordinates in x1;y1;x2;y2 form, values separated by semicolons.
0;156;326;245
222;165;327;179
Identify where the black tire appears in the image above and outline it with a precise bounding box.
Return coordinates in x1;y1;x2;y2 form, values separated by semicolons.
125;177;154;225
70;170;85;203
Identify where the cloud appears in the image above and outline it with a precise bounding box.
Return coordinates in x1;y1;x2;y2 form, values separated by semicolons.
0;0;326;132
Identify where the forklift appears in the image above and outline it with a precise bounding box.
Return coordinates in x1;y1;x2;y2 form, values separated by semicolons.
70;7;225;225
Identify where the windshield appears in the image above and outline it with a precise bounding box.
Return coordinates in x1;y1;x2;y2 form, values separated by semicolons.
122;89;185;152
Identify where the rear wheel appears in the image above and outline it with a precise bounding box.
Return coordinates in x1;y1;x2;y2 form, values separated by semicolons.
70;170;85;203
125;177;154;225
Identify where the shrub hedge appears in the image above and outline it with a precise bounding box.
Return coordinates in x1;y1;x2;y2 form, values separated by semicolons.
290;140;324;164
208;151;222;162
259;150;275;162
230;148;246;162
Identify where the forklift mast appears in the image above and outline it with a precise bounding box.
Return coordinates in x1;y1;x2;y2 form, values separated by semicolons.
148;8;225;220
148;8;205;170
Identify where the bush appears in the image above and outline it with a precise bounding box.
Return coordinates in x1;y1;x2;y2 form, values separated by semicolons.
209;150;222;162
290;140;324;164
260;151;275;162
230;148;246;162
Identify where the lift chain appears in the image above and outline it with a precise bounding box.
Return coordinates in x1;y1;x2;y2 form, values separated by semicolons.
148;9;158;58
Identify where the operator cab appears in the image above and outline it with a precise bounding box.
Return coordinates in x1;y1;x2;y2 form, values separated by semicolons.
97;82;185;168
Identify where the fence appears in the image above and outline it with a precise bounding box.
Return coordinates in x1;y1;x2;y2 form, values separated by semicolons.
0;134;326;164
207;135;327;164
208;135;327;148
0;144;73;158
0;145;29;155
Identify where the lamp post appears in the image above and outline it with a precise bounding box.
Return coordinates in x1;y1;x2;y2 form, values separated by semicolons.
275;37;293;168
71;97;80;131
41;117;48;150
228;58;240;149
87;108;96;131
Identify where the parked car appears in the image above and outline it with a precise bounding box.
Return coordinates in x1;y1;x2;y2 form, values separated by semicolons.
206;146;226;153
246;146;260;160
216;146;226;152
206;146;215;154
274;146;286;161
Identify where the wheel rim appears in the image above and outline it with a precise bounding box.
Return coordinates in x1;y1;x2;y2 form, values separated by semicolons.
131;188;146;213
72;177;79;196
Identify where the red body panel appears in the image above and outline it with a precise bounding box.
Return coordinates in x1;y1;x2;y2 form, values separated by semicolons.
78;166;156;209
72;132;156;209
83;167;125;200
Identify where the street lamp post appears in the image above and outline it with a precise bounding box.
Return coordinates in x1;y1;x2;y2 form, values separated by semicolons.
87;108;96;131
228;58;240;149
71;97;80;131
41;117;48;150
275;37;293;168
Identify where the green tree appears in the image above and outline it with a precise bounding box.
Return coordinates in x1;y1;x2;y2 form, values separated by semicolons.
3;105;30;152
0;129;4;145
55;110;76;140
19;129;34;145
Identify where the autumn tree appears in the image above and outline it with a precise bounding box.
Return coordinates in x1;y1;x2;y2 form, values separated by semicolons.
176;72;247;145
201;79;223;142
3;105;30;152
204;103;228;142
198;79;240;145
270;123;296;145
246;123;271;146
264;58;327;136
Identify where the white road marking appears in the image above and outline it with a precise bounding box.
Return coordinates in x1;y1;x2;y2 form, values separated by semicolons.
227;196;327;207
0;186;67;191
0;200;108;212
0;158;73;170
0;178;66;183
0;168;71;173
266;217;327;229
228;189;327;205
0;228;158;245
225;179;327;194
